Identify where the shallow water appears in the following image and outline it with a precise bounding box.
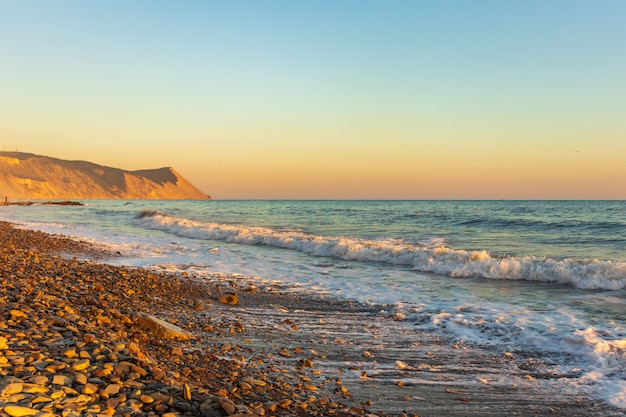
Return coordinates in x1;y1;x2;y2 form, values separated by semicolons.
1;199;625;408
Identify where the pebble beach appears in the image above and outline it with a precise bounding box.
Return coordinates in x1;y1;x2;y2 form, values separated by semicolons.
1;220;623;417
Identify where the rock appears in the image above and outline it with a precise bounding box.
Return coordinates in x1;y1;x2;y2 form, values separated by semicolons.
175;401;191;412
51;375;73;386
21;383;48;393
127;342;152;363
31;395;52;404
9;309;28;319
199;400;220;417
3;394;26;403
219;293;239;306
139;394;154;404
150;392;172;404
135;313;193;339
71;358;91;371
50;390;65;399
83;383;99;394
83;333;96;343
0;382;23;395
73;373;88;385
2;406;39;417
220;398;236;415
0;336;7;349
184;383;192;401
27;376;48;385
102;384;121;396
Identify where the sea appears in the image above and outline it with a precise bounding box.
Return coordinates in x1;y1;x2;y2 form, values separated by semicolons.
1;200;624;409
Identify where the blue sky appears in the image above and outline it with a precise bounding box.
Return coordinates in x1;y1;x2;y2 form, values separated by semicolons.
1;1;625;198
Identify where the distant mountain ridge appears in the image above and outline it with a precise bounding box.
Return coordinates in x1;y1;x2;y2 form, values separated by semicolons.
0;152;210;200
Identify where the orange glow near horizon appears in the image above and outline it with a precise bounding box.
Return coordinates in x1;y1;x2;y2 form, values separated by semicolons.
1;2;625;199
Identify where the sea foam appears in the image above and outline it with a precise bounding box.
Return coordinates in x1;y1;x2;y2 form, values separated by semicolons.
135;210;626;290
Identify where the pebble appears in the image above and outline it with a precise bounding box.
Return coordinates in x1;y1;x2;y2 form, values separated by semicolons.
140;394;154;404
0;383;23;396
71;359;90;371
136;313;194;339
73;373;87;385
220;397;236;414
0;222;367;417
52;375;73;386
218;293;239;305
3;405;40;417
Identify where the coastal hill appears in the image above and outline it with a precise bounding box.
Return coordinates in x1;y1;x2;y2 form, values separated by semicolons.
0;151;210;200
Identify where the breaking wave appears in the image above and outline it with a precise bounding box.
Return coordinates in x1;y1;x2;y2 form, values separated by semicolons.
135;211;626;290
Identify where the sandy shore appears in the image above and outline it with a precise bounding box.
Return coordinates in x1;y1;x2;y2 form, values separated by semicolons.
0;221;623;417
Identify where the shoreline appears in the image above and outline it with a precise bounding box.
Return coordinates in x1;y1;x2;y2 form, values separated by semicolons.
1;221;623;417
2;200;84;207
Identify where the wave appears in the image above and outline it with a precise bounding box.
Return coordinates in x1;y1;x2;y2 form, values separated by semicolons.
455;216;626;233
135;209;164;219
135;211;626;290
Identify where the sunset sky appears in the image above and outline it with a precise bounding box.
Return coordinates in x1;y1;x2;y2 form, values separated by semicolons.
1;1;625;199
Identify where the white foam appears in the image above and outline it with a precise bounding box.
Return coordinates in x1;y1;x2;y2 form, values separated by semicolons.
135;211;626;290
582;328;626;408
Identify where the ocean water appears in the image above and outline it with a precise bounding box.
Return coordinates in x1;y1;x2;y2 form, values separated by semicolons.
1;200;625;408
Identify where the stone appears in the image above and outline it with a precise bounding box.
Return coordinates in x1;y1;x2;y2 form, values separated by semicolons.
127;342;152;363
0;382;23;395
27;376;48;385
21;383;49;393
9;309;28;319
219;293;239;306
248;378;267;387
83;383;99;394
31;395;53;404
130;364;148;377
2;406;39;417
220;398;236;415
50;390;65;399
0;336;7;349
135;313;193;339
74;372;88;385
71;358;91;371
52;375;73;386
139;394;154;404
199;399;220;417
102;383;121;396
3;394;26;403
64;393;92;404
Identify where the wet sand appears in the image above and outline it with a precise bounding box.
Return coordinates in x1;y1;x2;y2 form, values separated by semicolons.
0;221;622;416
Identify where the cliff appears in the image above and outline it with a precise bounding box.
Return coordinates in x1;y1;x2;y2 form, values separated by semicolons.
0;152;210;200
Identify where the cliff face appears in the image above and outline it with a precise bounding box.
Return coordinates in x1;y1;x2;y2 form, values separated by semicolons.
0;152;210;200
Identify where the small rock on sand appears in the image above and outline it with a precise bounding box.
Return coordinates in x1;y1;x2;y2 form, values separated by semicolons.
135;313;194;339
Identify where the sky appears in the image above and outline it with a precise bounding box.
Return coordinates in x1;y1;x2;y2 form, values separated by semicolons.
1;0;625;199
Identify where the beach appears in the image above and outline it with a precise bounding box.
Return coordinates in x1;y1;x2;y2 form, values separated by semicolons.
1;220;623;417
